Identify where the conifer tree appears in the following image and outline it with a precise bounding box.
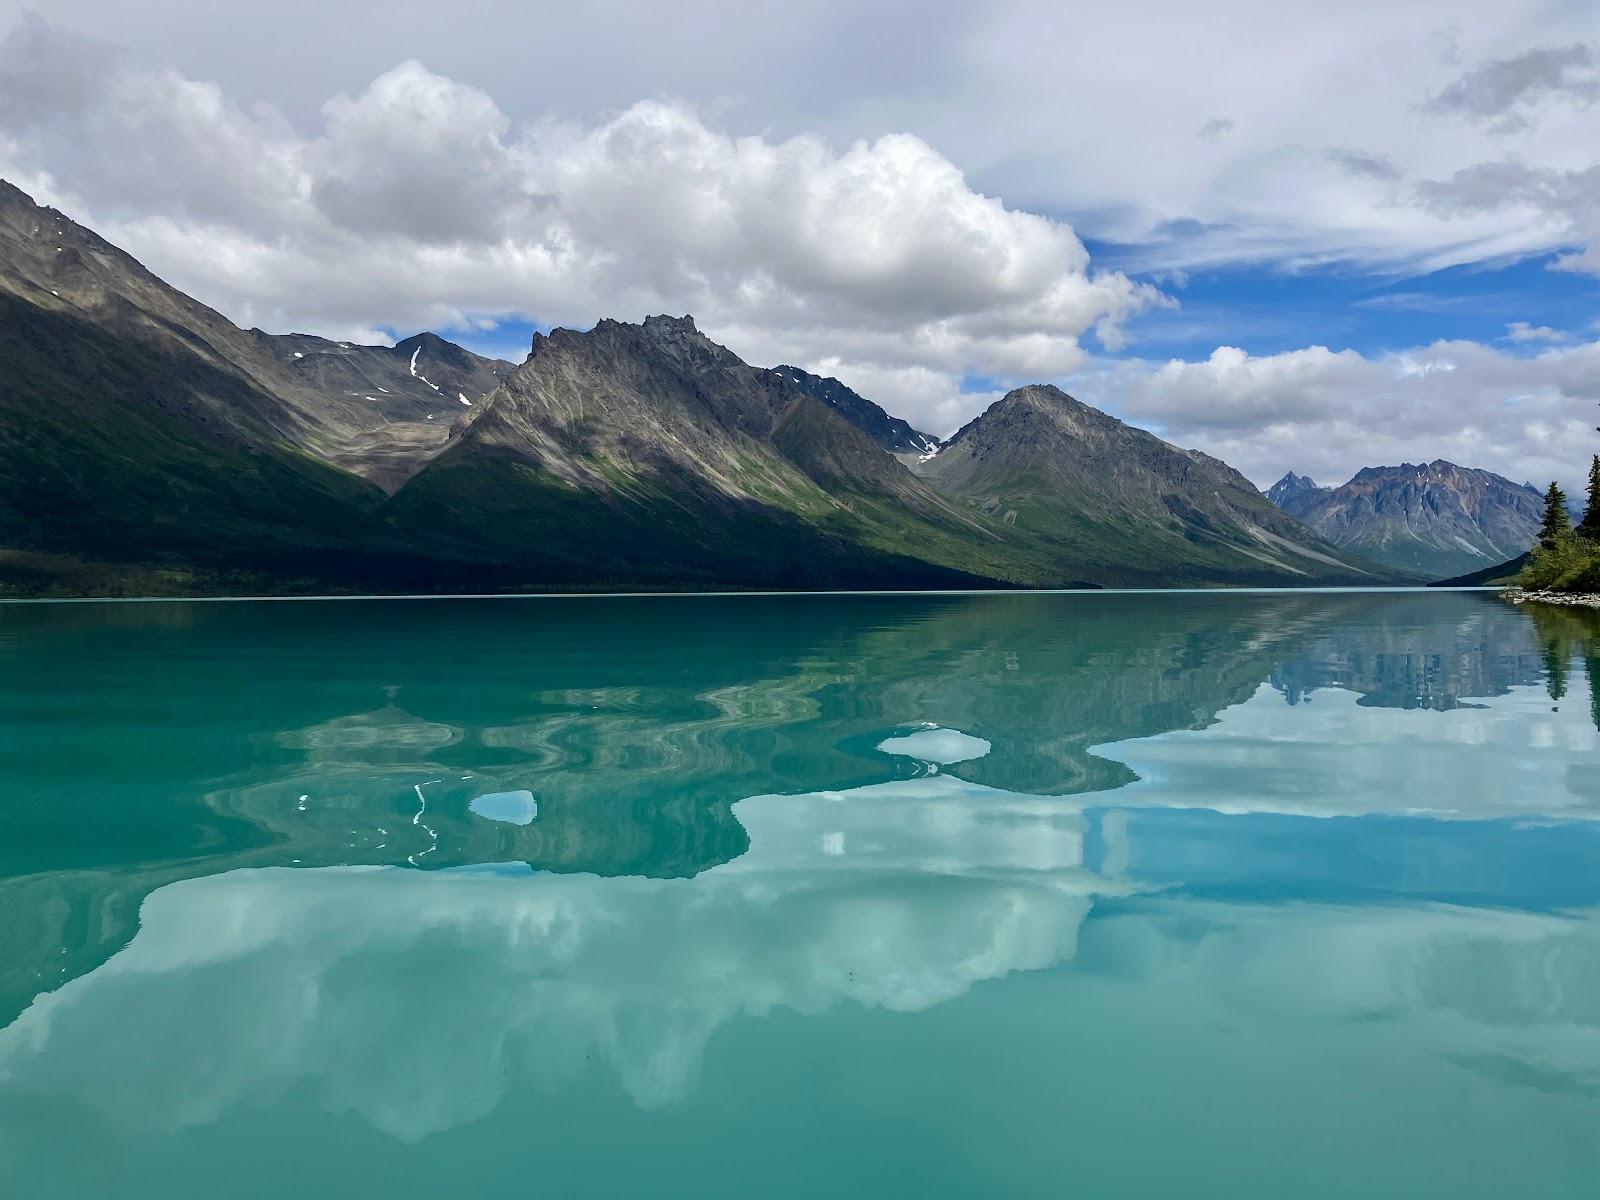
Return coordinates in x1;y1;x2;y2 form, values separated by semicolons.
1539;481;1570;550
1580;455;1600;540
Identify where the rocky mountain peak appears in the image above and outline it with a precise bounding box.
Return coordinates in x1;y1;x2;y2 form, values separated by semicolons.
394;330;480;371
945;385;1081;447
529;314;738;375
1267;472;1324;506
1266;459;1544;577
641;313;699;336
1004;383;1081;414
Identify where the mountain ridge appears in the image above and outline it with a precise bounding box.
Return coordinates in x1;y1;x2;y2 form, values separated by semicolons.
0;178;1403;596
386;312;1019;589
918;384;1385;584
764;365;938;456
0;178;514;491
1268;460;1542;579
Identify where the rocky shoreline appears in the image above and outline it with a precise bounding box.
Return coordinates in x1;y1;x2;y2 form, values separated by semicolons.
1504;588;1600;609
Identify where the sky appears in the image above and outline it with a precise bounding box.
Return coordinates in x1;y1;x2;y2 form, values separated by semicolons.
0;0;1596;490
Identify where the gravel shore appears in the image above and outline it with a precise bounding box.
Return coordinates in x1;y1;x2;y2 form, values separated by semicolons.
1504;589;1600;609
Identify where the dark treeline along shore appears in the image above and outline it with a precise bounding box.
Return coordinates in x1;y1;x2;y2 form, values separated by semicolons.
0;179;1551;598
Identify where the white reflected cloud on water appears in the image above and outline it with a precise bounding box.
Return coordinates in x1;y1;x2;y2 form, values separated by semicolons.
0;768;1114;1139
876;726;993;766
2;715;1598;1143
468;789;538;826
1096;682;1600;821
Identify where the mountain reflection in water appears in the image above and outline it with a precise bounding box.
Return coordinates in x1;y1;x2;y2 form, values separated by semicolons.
1;591;1598;1197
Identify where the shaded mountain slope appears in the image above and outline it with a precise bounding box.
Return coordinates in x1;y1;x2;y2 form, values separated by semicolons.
0;294;392;586
1431;551;1529;588
1268;461;1542;579
0;181;511;491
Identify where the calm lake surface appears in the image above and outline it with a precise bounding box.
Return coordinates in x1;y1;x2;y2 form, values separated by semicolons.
3;589;1599;1198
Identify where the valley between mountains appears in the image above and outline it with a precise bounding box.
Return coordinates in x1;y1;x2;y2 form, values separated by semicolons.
0;180;1535;596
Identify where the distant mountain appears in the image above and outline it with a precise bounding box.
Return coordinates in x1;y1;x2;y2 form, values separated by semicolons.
916;385;1386;585
763;365;938;455
0;179;1403;596
251;330;513;491
1266;471;1323;508
1267;461;1542;579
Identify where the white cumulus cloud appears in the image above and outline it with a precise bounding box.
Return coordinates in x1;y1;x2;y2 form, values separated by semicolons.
1079;339;1600;491
3;11;1597;471
0;19;1159;427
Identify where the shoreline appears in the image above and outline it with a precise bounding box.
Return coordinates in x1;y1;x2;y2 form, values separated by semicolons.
1504;589;1600;610
0;585;1490;606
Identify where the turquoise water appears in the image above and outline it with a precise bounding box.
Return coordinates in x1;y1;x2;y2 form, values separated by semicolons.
2;590;1598;1197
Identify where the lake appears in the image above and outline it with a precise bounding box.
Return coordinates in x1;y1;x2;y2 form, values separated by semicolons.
2;589;1598;1198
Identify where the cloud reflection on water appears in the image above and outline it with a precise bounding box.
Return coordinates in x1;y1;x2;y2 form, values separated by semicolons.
3;710;1598;1144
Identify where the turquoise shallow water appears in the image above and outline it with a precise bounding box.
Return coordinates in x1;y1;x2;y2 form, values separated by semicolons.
2;590;1599;1198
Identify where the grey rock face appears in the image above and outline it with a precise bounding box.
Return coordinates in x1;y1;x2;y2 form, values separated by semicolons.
1266;460;1543;579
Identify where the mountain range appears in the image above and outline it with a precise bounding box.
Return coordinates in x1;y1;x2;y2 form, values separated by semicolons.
0;179;1398;596
1267;462;1543;579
